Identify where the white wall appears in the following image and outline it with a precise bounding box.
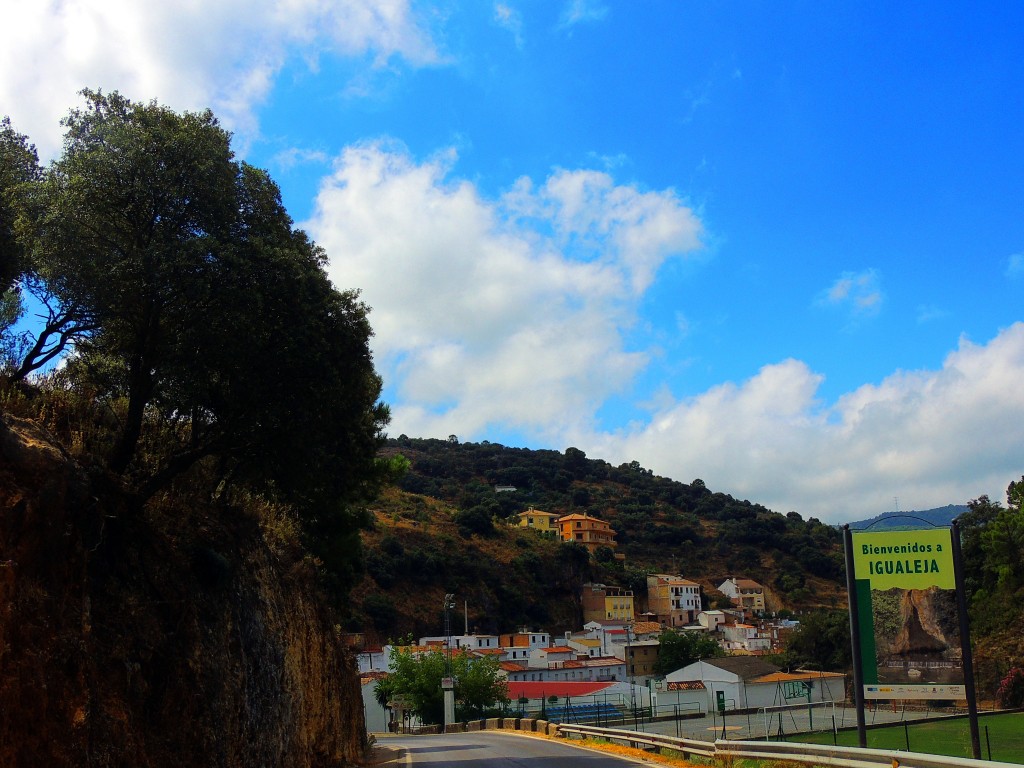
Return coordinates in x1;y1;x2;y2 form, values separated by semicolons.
362;681;390;733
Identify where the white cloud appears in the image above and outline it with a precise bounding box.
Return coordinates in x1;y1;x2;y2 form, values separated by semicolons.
916;304;948;324
583;323;1024;523
0;0;440;158
305;142;703;443
1007;252;1024;279
558;0;609;29
270;147;331;172
816;268;883;319
493;3;525;49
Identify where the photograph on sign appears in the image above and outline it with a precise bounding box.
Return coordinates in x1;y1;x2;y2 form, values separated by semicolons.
851;528;965;700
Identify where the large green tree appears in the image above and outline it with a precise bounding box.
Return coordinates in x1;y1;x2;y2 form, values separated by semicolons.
7;90;389;593
386;647;509;724
653;628;724;676
0;117;41;337
779;610;851;672
960;477;1024;634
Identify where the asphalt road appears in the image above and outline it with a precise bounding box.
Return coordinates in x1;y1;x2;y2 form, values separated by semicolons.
376;731;648;767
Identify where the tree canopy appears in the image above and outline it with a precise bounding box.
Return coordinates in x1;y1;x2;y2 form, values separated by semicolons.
960;477;1024;635
653;628;724;675
384;647;509;724
2;90;390;596
0;117;41;336
775;610;851;672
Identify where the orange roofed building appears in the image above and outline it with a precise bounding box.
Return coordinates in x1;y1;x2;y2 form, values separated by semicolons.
555;513;618;555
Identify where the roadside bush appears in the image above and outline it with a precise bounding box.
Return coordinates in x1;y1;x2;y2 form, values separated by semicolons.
996;667;1024;708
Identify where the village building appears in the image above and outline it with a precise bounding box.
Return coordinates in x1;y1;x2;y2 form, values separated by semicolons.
661;657;845;713
581;583;635;623
718;576;766;612
555;513;619;555
647;574;703;627
721;622;772;653
514;507;560;534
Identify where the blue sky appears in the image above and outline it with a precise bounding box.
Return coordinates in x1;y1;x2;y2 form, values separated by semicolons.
4;1;1023;523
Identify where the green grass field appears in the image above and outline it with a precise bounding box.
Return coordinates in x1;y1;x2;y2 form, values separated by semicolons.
789;711;1024;764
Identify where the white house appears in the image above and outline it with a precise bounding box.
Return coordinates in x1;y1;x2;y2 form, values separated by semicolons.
663;657;845;712
697;610;727;631
722;623;771;653
418;633;500;651
718;577;766;612
361;675;391;733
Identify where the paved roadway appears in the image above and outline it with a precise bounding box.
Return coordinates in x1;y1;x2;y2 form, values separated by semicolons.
376;731;648;767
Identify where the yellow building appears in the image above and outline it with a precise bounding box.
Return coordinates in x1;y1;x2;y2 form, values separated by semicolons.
582;583;635;623
555;513;618;554
515;507;560;533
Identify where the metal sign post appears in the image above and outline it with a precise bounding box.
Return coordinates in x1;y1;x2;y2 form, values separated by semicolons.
950;520;981;759
842;525;868;748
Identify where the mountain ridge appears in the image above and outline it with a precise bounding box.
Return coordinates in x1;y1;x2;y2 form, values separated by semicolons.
845;505;968;531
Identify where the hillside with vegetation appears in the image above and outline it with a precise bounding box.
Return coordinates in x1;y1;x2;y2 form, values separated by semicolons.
347;436;847;641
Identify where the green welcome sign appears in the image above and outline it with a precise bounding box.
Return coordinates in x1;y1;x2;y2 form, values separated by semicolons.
850;528;965;700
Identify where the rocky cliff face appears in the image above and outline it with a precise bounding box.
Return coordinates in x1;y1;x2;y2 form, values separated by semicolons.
0;414;365;767
892;586;960;658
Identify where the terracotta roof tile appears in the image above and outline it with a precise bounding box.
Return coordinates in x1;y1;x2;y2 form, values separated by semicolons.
754;671;845;683
632;621;662;635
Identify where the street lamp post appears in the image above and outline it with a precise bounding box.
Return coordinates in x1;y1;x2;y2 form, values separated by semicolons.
626;622;638;727
442;593;456;729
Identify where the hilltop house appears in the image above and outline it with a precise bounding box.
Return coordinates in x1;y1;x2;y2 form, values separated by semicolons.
514;507;559;534
555;513;619;556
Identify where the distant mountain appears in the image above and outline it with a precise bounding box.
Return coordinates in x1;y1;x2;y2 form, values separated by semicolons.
845;504;967;531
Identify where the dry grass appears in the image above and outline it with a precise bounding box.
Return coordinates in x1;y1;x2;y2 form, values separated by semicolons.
590;741;707;766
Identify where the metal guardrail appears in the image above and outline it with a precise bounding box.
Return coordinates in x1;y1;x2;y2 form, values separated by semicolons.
716;739;1022;768
557;723;715;758
558;725;1020;768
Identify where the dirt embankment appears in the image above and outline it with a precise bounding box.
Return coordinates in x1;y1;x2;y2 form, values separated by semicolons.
0;413;365;767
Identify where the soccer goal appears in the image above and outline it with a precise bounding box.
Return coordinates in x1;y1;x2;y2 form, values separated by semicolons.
757;700;838;741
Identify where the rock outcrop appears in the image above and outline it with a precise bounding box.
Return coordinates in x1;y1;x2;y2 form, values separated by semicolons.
892;586;959;658
0;414;365;767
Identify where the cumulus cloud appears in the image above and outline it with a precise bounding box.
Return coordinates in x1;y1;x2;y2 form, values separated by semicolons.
304;142;702;443
816;268;883;319
585;323;1024;523
0;0;439;157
